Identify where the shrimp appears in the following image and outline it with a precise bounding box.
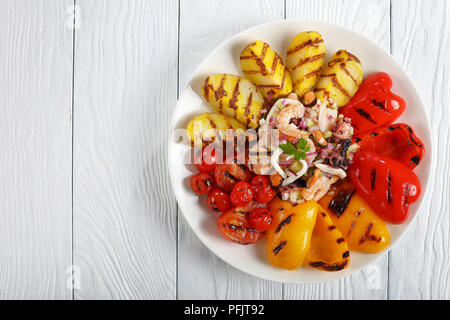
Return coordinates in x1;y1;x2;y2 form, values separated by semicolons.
275;103;308;138
299;175;339;201
249;155;276;175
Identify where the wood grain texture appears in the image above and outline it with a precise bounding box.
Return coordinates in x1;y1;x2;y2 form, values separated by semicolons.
389;0;450;299
178;0;284;300
72;0;178;299
285;0;391;300
0;0;73;299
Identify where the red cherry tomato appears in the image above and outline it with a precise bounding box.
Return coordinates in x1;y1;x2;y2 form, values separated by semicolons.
207;189;231;212
249;207;272;232
230;181;254;207
214;162;253;193
194;147;217;173
189;172;214;195
217;208;265;244
251;175;276;203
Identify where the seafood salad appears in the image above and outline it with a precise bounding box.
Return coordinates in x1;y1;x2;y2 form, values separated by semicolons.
183;31;425;272
249;92;359;205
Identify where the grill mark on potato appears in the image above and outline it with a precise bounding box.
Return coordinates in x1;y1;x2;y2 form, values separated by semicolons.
202;76;212;98
229;79;241;111
276;214;294;233
340;63;358;85
245;92;253;113
280;66;287;90
287;37;323;56
291;53;325;70
347;52;361;64
273;241;287;255
305;66;322;78
331;77;351;98
328;57;345;67
207;115;216;129
216;75;227;113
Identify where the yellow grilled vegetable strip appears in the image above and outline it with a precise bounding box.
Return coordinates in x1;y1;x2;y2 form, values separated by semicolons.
201;74;265;129
286;31;325;98
240;40;292;100
186;112;245;146
305;209;350;272
314;50;363;107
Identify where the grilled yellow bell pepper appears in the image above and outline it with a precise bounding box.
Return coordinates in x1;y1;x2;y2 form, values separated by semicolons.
267;199;318;270
319;182;390;253
305;208;350;272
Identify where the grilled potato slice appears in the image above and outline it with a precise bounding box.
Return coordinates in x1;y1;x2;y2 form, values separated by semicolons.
240;40;292;100
187;112;245;145
314;50;363;107
286;31;325;98
202;74;264;129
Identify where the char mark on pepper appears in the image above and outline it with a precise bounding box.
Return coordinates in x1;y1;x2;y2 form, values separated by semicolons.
275;214;294;233
273;241;287;255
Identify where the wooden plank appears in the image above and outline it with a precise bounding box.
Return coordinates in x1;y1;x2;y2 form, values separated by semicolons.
389;0;450;299
72;0;178;299
284;0;391;299
0;0;73;299
177;0;284;299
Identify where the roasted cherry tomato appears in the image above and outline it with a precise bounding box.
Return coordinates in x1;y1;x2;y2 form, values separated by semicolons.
348;149;421;224
230;181;254;207
249;207;272;232
189;172;214;195
207;189;231;212
355;123;425;169
194;146;217;173
341;72;406;135
215;161;253;193
251;175;276;204
217;207;265;244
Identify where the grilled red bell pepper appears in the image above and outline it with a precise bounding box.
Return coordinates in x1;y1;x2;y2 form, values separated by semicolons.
348;149;421;224
341;72;406;135
355;123;425;169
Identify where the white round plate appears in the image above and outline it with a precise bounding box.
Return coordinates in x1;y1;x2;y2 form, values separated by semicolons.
168;20;432;283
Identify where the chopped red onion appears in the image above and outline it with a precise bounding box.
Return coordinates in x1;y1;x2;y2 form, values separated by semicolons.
279;159;294;166
269;117;275;125
299;119;307;129
328;115;334;121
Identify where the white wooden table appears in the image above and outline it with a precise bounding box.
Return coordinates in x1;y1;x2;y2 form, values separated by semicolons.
0;0;448;300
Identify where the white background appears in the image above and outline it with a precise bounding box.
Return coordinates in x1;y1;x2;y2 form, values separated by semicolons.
0;0;448;299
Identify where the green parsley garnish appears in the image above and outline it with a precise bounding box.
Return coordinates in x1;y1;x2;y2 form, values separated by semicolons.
279;138;310;161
